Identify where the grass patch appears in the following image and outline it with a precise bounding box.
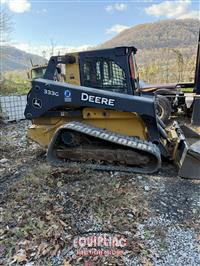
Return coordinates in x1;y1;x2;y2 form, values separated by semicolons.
181;88;193;93
0;79;30;96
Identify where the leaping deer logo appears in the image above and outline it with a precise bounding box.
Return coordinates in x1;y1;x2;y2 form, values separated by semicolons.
32;98;42;109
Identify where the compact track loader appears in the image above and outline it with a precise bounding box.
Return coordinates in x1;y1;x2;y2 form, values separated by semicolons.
24;46;200;179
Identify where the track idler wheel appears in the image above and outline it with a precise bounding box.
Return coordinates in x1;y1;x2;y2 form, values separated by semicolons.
61;131;80;147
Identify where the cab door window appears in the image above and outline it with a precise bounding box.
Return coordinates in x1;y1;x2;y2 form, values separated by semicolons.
82;57;128;93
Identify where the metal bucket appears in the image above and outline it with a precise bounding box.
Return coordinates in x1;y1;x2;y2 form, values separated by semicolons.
175;123;200;179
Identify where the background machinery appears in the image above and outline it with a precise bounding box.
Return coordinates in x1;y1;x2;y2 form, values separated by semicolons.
24;45;200;179
139;32;200;124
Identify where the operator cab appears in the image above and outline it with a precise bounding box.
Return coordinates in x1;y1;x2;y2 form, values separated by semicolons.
41;46;140;95
79;46;139;95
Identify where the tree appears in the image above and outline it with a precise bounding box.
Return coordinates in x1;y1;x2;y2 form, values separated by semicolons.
172;49;184;82
0;10;13;81
0;10;13;44
42;50;46;59
50;38;56;57
186;56;196;82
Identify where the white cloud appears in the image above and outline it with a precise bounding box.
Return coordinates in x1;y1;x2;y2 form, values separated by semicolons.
145;0;199;19
105;3;127;13
1;0;31;13
11;42;93;58
105;5;113;13
36;9;47;14
115;3;127;11
106;24;130;34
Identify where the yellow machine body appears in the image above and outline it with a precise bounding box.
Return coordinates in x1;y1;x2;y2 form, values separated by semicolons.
28;108;147;148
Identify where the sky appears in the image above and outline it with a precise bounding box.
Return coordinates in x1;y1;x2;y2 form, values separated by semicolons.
1;0;200;57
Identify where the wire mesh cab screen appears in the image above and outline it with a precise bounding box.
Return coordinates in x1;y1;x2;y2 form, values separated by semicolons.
82;57;128;93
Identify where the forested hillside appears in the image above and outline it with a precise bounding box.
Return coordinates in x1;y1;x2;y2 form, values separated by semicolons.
100;19;199;50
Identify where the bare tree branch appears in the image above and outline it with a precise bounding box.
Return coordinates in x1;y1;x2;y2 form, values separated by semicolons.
0;10;14;79
0;10;13;44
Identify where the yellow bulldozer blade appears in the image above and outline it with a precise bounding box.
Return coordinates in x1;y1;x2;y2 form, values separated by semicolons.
174;123;200;179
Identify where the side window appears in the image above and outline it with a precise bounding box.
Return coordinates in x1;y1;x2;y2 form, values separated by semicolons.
31;67;46;79
83;63;90;81
82;57;128;93
130;53;139;90
103;61;126;89
96;61;101;80
103;62;109;81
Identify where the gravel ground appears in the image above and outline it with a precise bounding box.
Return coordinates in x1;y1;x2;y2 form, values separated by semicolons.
0;120;200;265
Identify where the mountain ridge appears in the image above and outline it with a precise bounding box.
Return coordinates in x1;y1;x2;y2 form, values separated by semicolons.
98;19;199;65
99;19;199;50
1;46;47;72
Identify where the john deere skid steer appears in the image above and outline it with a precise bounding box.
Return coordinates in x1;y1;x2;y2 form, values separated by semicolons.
24;46;200;178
